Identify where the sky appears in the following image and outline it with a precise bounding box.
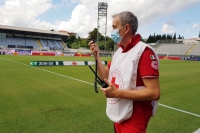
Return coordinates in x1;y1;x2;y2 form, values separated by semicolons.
0;0;200;39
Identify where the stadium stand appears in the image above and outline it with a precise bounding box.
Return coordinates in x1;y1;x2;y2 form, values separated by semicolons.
188;44;200;55
0;37;38;48
154;37;200;56
1;25;199;57
40;39;48;48
0;25;69;51
39;39;64;50
155;43;195;55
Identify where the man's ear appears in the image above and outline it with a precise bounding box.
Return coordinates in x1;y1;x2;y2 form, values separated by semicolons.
125;24;130;34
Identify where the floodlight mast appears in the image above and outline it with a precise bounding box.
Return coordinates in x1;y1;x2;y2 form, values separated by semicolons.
97;2;108;50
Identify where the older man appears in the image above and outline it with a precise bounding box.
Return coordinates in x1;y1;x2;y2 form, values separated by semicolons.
88;11;160;133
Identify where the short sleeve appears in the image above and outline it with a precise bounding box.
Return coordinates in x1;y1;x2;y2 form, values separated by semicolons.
138;47;159;78
107;61;111;69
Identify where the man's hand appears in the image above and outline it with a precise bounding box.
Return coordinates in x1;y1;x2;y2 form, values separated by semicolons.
100;79;120;98
100;78;160;101
88;41;100;58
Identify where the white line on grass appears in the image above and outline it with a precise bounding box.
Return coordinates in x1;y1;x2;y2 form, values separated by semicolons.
1;57;200;118
0;57;94;86
159;103;200;118
193;128;200;133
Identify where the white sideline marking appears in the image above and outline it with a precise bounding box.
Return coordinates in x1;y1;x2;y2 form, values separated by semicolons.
159;103;200;118
1;57;200;119
0;57;94;86
193;128;200;133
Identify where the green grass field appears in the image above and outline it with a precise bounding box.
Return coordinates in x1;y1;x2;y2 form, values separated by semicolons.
0;55;200;133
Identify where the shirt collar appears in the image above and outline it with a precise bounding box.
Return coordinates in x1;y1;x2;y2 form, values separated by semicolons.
118;34;141;53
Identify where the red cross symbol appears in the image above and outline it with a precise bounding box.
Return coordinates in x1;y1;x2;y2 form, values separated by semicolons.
111;77;119;89
151;60;158;69
72;61;77;65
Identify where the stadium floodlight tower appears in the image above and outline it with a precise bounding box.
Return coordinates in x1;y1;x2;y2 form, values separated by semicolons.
97;2;108;50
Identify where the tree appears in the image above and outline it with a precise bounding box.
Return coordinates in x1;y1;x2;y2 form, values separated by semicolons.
66;35;76;48
146;34;153;43
161;34;166;40
88;28;98;40
106;37;115;50
153;33;156;42
79;39;88;48
144;33;184;44
173;33;176;39
178;34;181;39
166;34;172;39
71;42;79;49
156;34;162;41
99;44;105;50
141;37;146;43
88;28;104;41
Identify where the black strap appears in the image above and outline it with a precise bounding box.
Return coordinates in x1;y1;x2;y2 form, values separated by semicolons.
88;65;109;91
88;39;108;93
94;52;98;93
88;66;101;84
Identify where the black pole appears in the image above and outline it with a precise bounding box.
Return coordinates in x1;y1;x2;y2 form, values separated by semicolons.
94;45;98;93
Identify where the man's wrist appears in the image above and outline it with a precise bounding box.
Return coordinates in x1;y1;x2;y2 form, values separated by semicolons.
116;89;123;98
96;53;100;59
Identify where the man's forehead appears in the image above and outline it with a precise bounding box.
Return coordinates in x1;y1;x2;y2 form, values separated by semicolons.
112;16;121;26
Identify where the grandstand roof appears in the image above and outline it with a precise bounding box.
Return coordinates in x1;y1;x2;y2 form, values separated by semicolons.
59;30;78;37
0;24;70;38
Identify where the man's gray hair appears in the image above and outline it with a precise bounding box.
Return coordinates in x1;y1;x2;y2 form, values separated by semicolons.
112;11;138;34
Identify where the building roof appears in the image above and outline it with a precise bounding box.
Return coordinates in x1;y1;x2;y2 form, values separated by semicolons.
189;38;197;40
59;30;71;34
0;24;70;38
59;30;77;35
